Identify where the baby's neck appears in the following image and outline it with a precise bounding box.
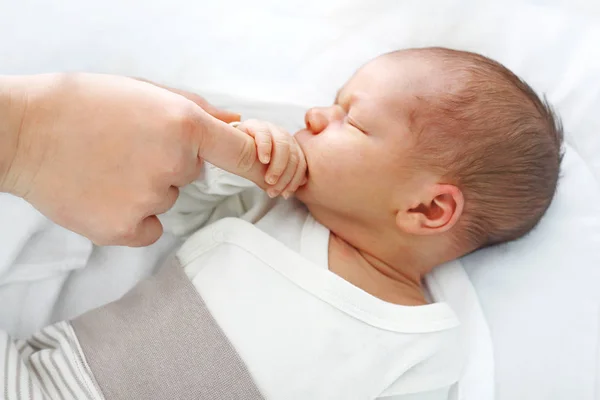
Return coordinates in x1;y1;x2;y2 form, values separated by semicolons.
308;204;438;306
328;233;428;306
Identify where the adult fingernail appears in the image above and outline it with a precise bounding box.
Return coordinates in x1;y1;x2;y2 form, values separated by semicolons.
261;154;271;164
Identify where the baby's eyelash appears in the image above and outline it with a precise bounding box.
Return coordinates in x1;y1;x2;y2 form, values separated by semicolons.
346;116;367;134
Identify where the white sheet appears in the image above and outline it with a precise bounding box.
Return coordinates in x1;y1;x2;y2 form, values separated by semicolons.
462;145;600;400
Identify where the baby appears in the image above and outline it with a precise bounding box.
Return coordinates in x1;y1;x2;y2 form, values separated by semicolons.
1;47;562;400
213;46;563;307
154;47;563;398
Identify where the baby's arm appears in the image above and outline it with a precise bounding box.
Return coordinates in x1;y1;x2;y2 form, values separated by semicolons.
161;120;307;237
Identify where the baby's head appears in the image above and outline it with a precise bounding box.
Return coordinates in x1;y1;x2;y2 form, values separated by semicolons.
295;47;563;259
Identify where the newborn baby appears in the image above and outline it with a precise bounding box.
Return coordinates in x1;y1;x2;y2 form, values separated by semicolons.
181;46;563;306
157;47;563;398
0;47;562;400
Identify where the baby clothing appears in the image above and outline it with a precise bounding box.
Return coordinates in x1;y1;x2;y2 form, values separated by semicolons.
0;163;466;399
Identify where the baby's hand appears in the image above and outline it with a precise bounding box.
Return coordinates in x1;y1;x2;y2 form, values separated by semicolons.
232;119;307;199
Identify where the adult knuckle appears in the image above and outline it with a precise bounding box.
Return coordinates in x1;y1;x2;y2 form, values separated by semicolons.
169;103;200;142
180;112;199;142
114;221;138;243
164;155;187;178
153;189;171;210
196;122;214;156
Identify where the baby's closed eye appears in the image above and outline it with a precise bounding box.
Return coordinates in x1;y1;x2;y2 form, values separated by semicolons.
346;115;367;134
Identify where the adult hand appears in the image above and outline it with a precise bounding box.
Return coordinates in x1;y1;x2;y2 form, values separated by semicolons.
0;73;260;246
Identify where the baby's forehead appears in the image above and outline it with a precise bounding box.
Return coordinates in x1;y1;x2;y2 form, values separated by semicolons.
343;52;451;102
333;57;439;138
339;52;485;141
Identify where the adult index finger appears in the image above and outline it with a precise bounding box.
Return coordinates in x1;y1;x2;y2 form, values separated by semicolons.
192;108;268;188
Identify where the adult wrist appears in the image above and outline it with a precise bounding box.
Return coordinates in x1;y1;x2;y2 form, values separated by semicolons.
0;75;28;194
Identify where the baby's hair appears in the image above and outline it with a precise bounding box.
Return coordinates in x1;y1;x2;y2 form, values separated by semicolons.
398;47;564;248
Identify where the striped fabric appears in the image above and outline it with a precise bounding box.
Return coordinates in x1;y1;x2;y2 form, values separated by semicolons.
1;322;103;400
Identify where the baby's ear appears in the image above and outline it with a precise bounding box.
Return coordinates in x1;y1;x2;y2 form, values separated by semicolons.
395;184;464;235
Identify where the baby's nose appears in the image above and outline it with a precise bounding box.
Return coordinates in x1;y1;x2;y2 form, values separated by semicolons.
305;108;328;134
305;105;344;134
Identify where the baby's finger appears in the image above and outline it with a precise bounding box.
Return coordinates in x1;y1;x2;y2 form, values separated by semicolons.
268;152;299;198
282;146;307;197
266;126;292;185
234;120;272;164
254;130;273;164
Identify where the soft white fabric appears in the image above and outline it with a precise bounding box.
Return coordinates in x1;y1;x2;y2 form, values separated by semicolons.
0;195;92;285
1;0;600;399
168;164;464;399
462;145;600;400
0;193;179;337
426;261;494;400
0;194;92;337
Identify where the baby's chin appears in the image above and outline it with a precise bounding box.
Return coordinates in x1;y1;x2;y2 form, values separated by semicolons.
293;176;319;205
293;180;327;212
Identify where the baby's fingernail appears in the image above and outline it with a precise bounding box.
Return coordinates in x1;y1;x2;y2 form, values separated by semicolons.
266;176;277;185
282;192;290;199
301;177;308;185
267;189;278;198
